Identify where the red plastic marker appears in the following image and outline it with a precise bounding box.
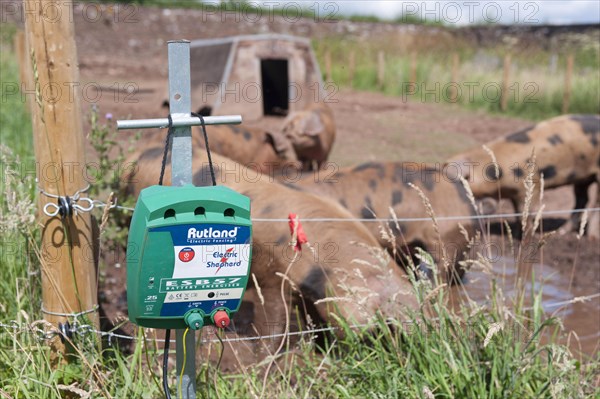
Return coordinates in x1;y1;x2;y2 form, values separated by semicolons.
288;213;308;252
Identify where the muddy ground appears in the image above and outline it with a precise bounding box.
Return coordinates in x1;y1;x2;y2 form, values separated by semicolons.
41;4;598;359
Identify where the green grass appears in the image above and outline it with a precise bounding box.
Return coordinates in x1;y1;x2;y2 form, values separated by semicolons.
0;25;38;334
1;36;33;161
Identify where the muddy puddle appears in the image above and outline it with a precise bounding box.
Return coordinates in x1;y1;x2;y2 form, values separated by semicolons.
452;252;600;358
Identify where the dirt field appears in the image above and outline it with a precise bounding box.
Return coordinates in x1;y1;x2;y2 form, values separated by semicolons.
54;4;598;357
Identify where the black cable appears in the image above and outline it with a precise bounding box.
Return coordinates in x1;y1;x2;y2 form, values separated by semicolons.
160;114;173;398
163;329;172;399
206;330;226;399
214;331;225;385
158;114;174;186
191;112;217;186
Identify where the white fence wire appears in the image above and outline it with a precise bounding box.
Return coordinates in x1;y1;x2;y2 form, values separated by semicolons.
89;197;600;223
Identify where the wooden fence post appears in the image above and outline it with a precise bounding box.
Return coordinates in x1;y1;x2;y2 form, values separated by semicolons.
562;54;574;114
409;51;417;85
450;53;460;103
348;50;355;88
325;49;332;82
500;53;511;112
377;50;385;90
23;0;99;350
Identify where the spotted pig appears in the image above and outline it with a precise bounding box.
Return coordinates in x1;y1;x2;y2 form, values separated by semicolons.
124;142;419;364
447;114;599;231
294;162;488;282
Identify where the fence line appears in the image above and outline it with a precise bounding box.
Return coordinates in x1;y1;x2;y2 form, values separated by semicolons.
254;207;600;223
2;292;599;346
89;197;600;223
25;184;600;347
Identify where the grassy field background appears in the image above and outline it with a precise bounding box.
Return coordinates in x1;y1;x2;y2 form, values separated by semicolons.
313;33;599;120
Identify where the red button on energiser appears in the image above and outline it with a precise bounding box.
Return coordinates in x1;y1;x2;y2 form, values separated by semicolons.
178;247;195;262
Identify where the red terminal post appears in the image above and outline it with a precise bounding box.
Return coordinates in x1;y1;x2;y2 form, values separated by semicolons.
213;310;230;329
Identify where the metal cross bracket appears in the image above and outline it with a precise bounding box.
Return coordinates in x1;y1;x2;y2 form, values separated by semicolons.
117;40;242;399
117;42;241;186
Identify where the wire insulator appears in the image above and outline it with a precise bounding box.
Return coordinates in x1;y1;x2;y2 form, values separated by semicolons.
57;321;73;344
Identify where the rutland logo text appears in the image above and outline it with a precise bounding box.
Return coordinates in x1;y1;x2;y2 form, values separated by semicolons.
187;227;239;241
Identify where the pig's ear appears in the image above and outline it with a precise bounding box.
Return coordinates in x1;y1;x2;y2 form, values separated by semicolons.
303;112;324;137
477;197;498;215
197;106;212;116
445;159;471;179
265;131;297;160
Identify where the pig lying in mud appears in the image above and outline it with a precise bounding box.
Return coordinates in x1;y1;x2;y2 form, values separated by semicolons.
123;142;419;365
292;162;489;283
447;114;599;233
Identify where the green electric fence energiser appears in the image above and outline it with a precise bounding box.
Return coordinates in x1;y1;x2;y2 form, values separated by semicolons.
126;184;252;331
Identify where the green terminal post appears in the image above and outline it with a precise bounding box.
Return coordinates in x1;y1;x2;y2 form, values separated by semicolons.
184;310;205;330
